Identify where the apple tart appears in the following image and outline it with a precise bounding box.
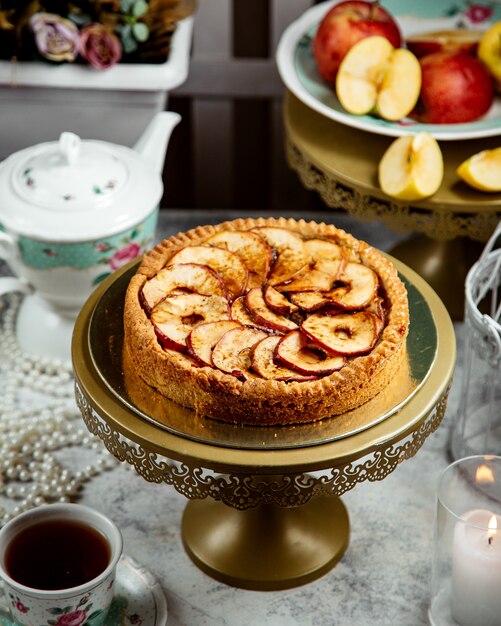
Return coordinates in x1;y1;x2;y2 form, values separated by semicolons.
123;217;409;426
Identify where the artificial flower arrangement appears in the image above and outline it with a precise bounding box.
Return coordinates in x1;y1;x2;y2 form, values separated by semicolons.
0;0;195;69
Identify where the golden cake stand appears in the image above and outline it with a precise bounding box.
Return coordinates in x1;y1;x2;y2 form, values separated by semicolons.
72;258;455;591
284;91;501;320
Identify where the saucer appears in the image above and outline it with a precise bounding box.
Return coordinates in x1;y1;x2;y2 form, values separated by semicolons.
0;555;168;626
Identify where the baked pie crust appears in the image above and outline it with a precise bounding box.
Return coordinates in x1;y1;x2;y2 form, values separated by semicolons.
123;217;409;426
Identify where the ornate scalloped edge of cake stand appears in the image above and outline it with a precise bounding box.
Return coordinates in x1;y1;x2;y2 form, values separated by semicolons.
285;138;499;243
75;381;450;511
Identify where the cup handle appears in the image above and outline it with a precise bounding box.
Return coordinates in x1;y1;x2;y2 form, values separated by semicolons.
0;231;16;264
0;585;13;621
0;277;33;297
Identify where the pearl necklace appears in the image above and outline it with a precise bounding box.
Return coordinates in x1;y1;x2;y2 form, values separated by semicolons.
0;294;119;526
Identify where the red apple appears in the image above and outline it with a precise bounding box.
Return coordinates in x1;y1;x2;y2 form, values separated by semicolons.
412;51;494;124
406;30;481;58
312;0;402;84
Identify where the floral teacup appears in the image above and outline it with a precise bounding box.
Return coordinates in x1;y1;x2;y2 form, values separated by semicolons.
0;504;123;626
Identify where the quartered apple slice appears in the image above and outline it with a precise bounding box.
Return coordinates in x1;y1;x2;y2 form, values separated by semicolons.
457;148;501;192
151;293;230;352
212;327;268;379
336;35;421;121
378;132;444;201
245;287;298;333
275;331;346;376
187;320;242;367
141;263;228;313
205;230;273;289
275;268;334;293
250;335;318;381
168;245;248;300
302;311;381;356
250;227;309;285
289;291;331;312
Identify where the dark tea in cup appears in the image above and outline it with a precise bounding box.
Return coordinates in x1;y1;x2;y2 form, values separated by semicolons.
5;519;111;590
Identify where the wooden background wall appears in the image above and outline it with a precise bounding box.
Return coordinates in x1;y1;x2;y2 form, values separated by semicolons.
162;0;324;211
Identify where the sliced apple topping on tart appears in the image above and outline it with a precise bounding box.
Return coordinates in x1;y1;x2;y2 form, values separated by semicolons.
250;335;318;381
151;293;230;351
211;326;269;380
204;230;273;289
141;263;228;313
275;330;346;376
167;245;248;301
302;311;382;357
245;287;299;333
139;225;392;383
187;320;242;367
250;227;310;285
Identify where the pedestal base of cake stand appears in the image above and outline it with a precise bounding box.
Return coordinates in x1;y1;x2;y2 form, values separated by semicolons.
389;236;484;321
181;495;349;590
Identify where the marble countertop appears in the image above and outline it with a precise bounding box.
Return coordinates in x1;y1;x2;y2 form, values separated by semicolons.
1;210;466;626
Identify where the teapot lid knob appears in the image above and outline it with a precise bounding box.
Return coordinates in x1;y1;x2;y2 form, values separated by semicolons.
59;132;81;166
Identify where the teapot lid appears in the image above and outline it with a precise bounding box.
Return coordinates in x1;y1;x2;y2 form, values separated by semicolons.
0;132;163;242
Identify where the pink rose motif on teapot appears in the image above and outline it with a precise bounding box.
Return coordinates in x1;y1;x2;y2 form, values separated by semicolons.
108;243;141;271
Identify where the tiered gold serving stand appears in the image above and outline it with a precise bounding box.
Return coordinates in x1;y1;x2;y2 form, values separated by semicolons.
284;92;501;320
73;257;455;591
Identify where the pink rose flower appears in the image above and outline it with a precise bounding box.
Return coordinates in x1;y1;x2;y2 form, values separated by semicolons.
464;4;493;23
80;23;122;70
55;610;87;626
30;13;80;62
15;600;29;614
109;242;141;270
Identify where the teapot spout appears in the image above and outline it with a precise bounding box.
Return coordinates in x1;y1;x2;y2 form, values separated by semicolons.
133;111;181;174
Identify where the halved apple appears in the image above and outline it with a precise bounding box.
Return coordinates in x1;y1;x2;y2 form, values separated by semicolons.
250;335;318;381
250;227;309;285
205;230;273;289
336;35;421;121
187;320;242;367
245;287;298;333
151;293;230;352
275;330;346;376
302;311;381;356
168;245;248;301
378;132;444;201
457;148;501;192
212;326;268;379
141;263;228;313
263;285;299;316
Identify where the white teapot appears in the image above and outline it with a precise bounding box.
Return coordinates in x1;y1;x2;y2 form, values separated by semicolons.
0;111;180;360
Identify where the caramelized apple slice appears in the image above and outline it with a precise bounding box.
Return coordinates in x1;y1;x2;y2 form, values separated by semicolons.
151;293;230;352
187;320;242;367
263;285;299;316
304;239;344;263
275;330;346;376
168;246;248;300
205;230;273;289
324;262;379;310
275;268;334;293
245;287;298;333
289;291;330;312
212;327;268;379
302;311;380;356
141;263;227;313
250;227;309;285
251;335;318;381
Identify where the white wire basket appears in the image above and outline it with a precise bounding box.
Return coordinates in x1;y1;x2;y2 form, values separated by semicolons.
451;221;501;460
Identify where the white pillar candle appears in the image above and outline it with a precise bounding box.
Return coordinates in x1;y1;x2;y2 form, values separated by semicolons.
451;508;501;626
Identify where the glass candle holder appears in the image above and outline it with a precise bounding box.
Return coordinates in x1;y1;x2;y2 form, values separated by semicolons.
429;455;501;626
